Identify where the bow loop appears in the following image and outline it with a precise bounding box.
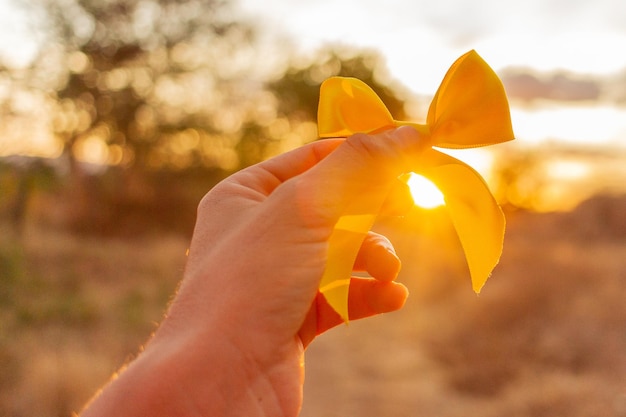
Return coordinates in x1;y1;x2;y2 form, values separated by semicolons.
318;76;396;137
427;50;514;148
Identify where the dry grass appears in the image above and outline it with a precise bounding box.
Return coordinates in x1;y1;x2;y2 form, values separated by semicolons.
0;225;187;416
300;197;626;417
1;195;625;416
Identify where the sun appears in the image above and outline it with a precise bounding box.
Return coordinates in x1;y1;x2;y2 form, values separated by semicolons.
405;173;445;209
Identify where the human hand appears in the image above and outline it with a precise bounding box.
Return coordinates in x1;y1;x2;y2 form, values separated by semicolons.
80;126;428;417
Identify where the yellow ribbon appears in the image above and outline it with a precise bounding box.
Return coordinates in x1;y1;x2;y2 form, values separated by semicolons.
317;50;515;322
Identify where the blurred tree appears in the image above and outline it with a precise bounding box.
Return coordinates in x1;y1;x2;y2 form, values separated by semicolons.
272;47;409;122
32;0;256;173
490;147;547;212
237;47;413;167
3;1;412;234
0;157;58;235
11;0;262;233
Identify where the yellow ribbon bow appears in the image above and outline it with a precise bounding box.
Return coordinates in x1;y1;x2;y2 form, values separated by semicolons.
317;50;514;322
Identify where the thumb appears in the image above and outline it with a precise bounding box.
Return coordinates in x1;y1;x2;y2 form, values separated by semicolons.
301;126;428;224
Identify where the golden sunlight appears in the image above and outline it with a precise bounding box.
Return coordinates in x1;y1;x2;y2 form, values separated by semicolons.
406;173;445;209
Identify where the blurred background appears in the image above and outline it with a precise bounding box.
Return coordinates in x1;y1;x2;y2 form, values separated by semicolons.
0;0;625;416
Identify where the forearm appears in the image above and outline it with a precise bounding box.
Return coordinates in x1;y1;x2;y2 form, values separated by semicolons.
80;328;293;417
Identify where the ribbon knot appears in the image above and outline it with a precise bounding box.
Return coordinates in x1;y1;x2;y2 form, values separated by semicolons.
317;50;515;322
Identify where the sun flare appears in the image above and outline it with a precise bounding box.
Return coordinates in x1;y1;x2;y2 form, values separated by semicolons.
406;173;445;209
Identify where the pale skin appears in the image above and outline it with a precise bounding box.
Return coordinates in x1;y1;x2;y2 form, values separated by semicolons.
80;126;427;417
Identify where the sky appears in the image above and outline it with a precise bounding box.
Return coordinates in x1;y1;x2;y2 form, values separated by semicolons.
0;0;38;68
236;0;626;95
2;0;625;93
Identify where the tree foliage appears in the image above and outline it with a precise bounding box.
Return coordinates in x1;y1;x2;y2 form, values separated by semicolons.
271;48;409;123
38;0;257;173
1;0;411;234
235;47;412;167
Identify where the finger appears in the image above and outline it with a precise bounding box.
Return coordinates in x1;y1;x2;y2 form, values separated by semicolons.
299;279;408;348
301;126;428;224
353;232;401;282
232;138;344;196
379;178;414;217
346;279;408;320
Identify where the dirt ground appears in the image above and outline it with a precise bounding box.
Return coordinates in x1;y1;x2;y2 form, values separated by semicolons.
1;194;625;416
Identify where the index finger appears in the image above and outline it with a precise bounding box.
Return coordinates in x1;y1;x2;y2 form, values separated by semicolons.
261;138;345;183
231;139;344;196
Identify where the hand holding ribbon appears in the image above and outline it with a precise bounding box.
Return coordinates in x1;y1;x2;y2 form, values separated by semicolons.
317;50;515;321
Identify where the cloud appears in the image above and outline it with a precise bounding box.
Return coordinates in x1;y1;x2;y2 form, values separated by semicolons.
500;66;626;105
501;70;602;102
